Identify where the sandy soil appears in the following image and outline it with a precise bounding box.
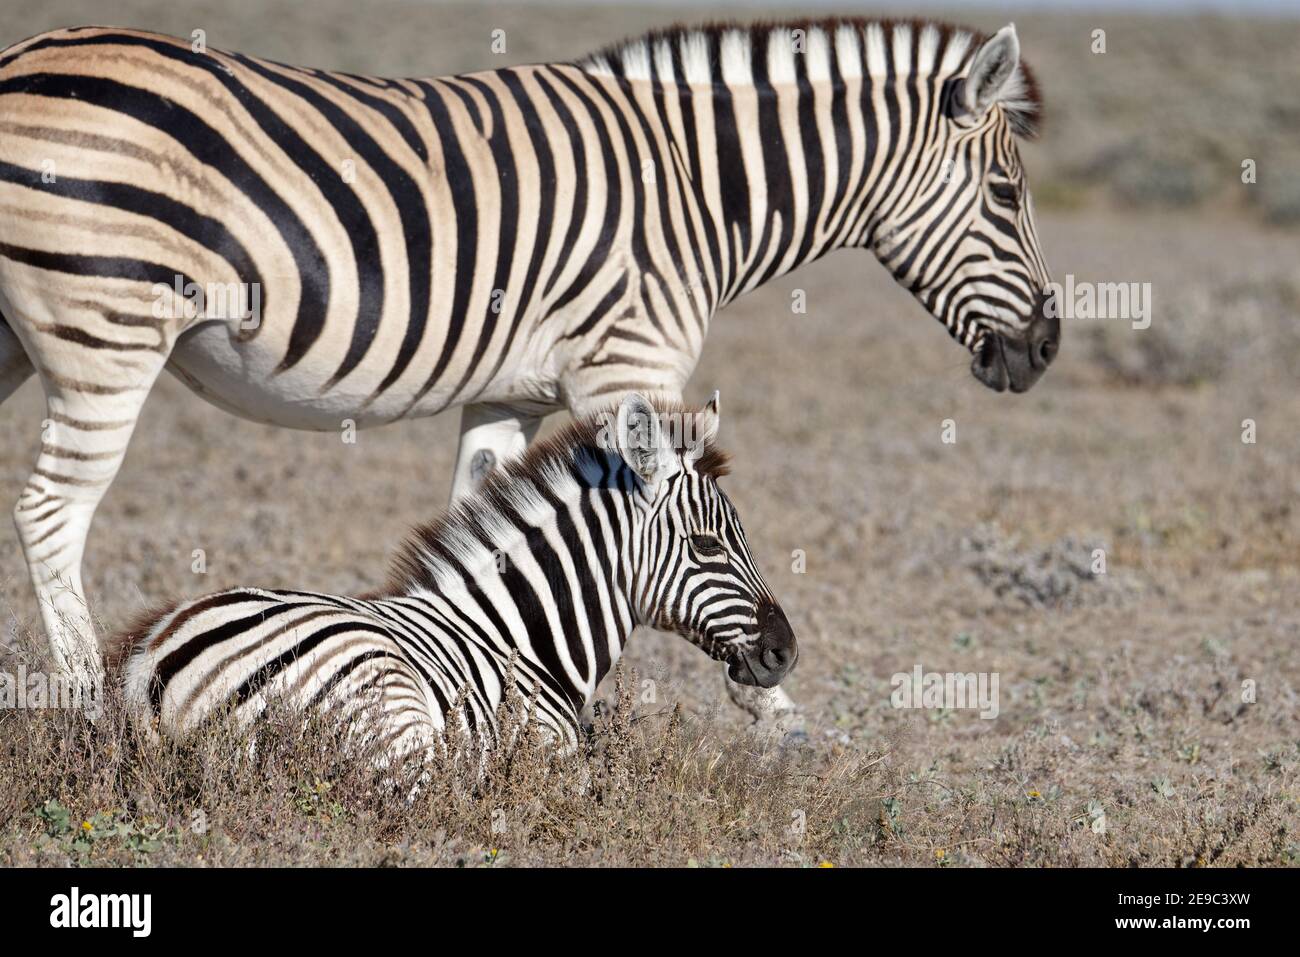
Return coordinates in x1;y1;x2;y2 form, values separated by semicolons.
1;2;1296;866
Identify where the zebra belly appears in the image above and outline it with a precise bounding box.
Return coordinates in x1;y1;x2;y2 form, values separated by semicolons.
166;321;452;430
166;321;565;430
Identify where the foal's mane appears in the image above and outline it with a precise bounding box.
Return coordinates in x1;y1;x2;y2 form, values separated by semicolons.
377;399;730;598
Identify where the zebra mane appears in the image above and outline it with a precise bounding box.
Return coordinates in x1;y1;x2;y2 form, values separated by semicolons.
380;400;730;598
577;17;1042;138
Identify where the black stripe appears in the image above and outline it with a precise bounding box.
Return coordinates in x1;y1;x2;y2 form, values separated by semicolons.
786;50;826;273
0;240;194;287
0;55;331;367
533;70;590;302
149;595;299;715
0;158;264;314
449;74;521;406
406;80;478;413
707;35;750;296
230;618;392;705
312;72;430;162
544;71;624;319
230;53;431;394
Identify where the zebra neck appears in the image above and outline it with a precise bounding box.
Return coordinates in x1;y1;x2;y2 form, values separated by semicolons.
412;480;644;711
517;487;640;705
636;51;954;308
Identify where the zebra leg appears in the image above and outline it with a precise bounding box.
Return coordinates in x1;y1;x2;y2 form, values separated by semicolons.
449;402;543;503
725;676;805;738
12;339;170;685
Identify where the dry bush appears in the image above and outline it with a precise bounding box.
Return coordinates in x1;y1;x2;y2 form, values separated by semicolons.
4;654;1293;867
962;526;1132;611
1084;276;1300;388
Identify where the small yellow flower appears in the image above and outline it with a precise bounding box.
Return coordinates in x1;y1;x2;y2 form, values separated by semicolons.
818;861;834;868
935;848;946;860
1026;789;1042;800
81;821;92;832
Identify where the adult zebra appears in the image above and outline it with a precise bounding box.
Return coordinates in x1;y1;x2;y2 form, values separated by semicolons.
111;393;797;757
0;18;1056;709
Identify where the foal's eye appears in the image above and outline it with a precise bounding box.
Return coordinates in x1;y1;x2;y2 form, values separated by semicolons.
989;182;1020;209
690;534;725;556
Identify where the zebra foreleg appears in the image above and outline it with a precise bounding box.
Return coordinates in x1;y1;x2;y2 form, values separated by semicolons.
725;676;806;739
449;402;544;502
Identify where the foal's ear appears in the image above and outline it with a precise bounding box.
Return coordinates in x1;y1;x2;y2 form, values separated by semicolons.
615;393;673;491
964;24;1021;118
688;390;721;458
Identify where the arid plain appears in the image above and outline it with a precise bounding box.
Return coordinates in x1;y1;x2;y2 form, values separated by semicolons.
1;1;1296;865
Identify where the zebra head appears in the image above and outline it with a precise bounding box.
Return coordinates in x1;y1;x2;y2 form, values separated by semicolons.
610;392;797;689
871;24;1057;393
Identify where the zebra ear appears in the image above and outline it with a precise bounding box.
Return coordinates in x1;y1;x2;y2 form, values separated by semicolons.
615;393;671;489
965;24;1020;117
688;391;721;457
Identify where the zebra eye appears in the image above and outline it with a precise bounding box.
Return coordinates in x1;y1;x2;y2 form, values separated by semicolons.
989;182;1020;209
690;534;725;556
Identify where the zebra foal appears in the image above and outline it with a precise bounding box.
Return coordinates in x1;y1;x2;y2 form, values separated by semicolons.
110;393;797;756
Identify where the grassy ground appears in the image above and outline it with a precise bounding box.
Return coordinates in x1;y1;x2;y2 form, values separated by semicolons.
1;2;1298;866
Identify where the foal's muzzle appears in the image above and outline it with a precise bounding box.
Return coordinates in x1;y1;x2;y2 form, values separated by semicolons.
728;602;798;688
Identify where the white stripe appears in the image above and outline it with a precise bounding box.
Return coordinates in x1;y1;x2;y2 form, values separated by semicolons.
654;38;676;83
806;27;832;84
720;29;753;85
766;29;796;86
621;41;652;81
941;31;973;74
864;23;887;76
891;23;912;76
681;31;712;86
917;25;941;74
835;24;862;80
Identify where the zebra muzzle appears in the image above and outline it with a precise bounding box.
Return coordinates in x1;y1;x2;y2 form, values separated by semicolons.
972;295;1060;394
729;602;798;688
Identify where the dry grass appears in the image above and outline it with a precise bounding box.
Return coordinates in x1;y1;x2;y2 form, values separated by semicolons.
1;665;897;867
2;645;1294;867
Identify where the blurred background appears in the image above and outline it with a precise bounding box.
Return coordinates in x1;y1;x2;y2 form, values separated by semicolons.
6;0;1299;222
1;1;1297;864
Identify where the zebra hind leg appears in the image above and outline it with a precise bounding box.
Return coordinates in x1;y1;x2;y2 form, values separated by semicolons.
12;326;173;686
